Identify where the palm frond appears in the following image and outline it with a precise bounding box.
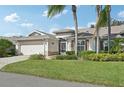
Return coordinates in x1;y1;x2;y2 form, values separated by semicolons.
47;5;66;18
96;6;108;28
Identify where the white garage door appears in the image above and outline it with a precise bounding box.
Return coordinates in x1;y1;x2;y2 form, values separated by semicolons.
21;45;45;55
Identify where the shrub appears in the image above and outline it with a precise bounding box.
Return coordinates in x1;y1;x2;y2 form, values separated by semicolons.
29;54;45;60
0;39;16;57
66;51;75;55
110;38;124;53
56;55;78;60
84;53;124;61
79;51;95;58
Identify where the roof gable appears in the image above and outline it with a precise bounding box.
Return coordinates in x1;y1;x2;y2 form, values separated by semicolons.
28;31;46;36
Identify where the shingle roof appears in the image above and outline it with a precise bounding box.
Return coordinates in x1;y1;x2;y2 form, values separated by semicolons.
78;25;124;36
53;25;124;37
16;36;49;41
53;29;74;34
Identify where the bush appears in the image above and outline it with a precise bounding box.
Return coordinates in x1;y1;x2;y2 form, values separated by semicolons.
110;38;124;53
29;54;45;60
56;55;78;60
84;53;124;61
66;51;75;55
0;39;16;57
79;51;95;58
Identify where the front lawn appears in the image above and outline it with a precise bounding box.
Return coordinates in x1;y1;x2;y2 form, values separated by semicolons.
1;60;124;86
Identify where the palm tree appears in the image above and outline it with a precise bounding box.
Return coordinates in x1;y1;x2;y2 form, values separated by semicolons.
95;5;102;54
106;5;111;53
97;5;111;53
47;5;78;56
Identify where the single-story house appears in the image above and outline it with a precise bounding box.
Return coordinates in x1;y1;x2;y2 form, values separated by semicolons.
1;25;124;56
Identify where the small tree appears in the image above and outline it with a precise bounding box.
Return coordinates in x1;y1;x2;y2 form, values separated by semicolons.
0;39;16;57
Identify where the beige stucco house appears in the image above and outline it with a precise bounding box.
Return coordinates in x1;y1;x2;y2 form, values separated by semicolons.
1;25;124;56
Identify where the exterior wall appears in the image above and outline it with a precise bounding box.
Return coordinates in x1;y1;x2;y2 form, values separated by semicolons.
17;40;44;45
56;35;72;38
66;40;72;51
48;39;59;55
55;33;74;39
88;38;96;51
66;39;74;51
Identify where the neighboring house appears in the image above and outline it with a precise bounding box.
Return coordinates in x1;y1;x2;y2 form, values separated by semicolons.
1;25;124;56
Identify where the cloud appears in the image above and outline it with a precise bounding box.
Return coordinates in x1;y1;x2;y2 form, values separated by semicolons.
42;10;48;17
20;23;33;27
42;9;68;18
76;5;80;8
87;22;96;27
4;13;20;22
3;32;21;37
49;28;59;34
118;11;124;17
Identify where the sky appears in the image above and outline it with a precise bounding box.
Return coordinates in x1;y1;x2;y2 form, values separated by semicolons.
0;5;124;36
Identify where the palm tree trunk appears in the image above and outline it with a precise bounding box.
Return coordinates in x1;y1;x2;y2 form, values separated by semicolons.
96;5;101;54
107;6;111;53
96;25;100;54
72;5;78;56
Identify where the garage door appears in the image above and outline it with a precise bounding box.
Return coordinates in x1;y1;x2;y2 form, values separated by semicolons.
21;45;45;55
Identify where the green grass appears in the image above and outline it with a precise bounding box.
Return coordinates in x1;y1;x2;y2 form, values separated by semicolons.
1;59;124;86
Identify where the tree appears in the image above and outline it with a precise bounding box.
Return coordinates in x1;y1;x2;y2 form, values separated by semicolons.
0;39;16;57
111;19;124;26
47;5;78;56
96;5;111;53
95;5;102;54
106;5;111;53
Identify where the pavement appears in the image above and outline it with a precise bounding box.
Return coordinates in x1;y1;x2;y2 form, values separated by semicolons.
0;72;103;87
0;56;29;69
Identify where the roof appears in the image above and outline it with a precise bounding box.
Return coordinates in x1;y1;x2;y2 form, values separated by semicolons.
53;29;74;34
0;30;57;42
0;36;22;44
16;30;57;41
53;25;124;37
29;29;56;38
79;25;124;36
16;36;49;41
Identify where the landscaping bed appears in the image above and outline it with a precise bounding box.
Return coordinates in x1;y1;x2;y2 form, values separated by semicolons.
80;51;124;61
1;59;124;86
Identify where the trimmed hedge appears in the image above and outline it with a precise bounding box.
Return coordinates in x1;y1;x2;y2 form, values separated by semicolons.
29;54;45;60
56;55;78;60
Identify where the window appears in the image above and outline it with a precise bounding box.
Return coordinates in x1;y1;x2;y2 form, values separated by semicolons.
78;40;85;51
103;40;108;51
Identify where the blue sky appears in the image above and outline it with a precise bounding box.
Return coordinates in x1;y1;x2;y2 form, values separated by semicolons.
0;5;124;36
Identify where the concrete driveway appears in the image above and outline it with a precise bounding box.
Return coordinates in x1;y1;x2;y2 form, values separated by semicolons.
0;56;29;69
0;72;103;87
